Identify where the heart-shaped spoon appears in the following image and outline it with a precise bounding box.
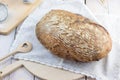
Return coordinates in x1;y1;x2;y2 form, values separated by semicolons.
0;42;32;61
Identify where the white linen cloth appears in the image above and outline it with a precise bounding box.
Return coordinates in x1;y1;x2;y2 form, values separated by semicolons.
10;0;120;80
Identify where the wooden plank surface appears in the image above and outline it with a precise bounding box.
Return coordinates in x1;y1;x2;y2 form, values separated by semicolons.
0;31;15;80
0;0;119;80
10;60;34;80
86;0;120;15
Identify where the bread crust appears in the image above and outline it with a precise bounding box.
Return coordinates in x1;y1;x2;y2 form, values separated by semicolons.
36;10;112;62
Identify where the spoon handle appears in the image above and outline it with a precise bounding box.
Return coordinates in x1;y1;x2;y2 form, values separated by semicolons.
0;50;18;62
0;60;23;78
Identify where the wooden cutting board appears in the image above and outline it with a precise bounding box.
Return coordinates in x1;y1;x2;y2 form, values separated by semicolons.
0;0;43;35
0;60;84;80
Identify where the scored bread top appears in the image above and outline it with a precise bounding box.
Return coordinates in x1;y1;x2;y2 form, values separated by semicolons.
36;10;112;62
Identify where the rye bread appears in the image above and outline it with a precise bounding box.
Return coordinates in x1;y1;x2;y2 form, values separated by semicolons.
36;10;112;62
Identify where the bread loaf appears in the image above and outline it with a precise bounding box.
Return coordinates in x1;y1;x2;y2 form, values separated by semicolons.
36;10;112;62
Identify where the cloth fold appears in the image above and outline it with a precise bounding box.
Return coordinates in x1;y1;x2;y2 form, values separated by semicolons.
10;0;120;80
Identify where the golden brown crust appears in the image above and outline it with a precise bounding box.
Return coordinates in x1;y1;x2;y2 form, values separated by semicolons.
36;10;112;62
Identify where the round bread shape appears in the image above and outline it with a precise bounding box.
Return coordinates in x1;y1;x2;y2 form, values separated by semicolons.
36;10;112;62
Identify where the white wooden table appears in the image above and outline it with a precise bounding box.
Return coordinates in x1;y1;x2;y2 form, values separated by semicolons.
0;0;119;80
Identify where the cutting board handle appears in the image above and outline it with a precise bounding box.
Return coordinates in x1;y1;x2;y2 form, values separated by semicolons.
0;61;23;78
0;0;43;35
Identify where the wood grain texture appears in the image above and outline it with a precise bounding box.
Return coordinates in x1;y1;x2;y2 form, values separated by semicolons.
0;59;11;80
10;68;34;80
0;0;119;80
86;0;109;14
10;24;34;80
0;30;15;80
86;0;120;15
10;60;34;80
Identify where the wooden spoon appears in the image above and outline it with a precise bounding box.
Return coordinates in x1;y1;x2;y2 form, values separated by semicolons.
0;41;84;80
0;42;32;61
